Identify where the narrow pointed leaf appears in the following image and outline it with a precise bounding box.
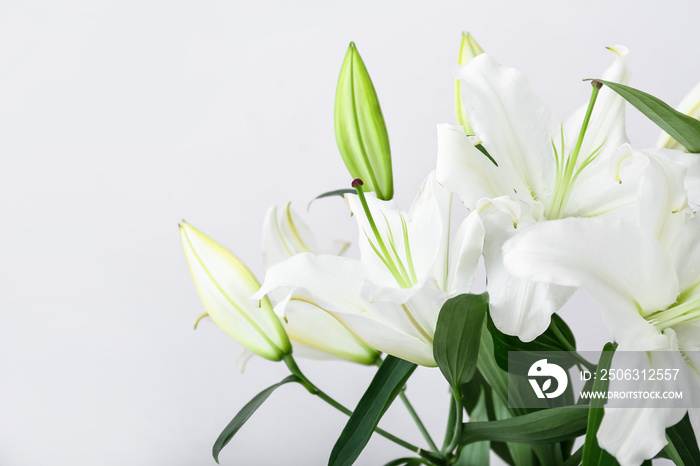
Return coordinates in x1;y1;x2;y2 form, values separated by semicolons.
595;79;700;153
581;342;618;466
383;458;430;466
458;406;588;446
329;356;416;466
212;375;299;463
662;436;685;466
308;188;356;210
433;293;489;391
666;413;700;466
562;447;584;466
334;42;393;200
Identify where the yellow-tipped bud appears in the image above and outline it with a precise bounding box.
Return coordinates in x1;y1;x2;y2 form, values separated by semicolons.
455;32;484;136
180;221;291;361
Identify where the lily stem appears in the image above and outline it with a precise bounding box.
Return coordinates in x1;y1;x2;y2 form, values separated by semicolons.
441;395;457;452
283;355;438;462
374;358;440;454
443;387;464;454
398;391;440;453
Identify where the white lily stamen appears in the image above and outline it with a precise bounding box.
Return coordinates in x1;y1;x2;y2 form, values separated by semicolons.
546;81;604;218
650;293;700;330
353;179;417;288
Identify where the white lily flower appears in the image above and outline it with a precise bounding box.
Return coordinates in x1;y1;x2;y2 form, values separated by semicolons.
436;46;659;341
180;221;292;361
502;209;700;466
255;171;485;366
261;203;378;365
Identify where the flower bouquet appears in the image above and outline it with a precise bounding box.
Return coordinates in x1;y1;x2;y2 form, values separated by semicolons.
179;34;700;466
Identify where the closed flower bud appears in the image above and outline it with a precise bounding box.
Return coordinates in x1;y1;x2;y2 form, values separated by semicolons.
180;221;291;361
334;42;393;200
455;32;484;136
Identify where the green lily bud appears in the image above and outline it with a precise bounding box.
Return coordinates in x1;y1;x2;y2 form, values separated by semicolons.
334;42;393;200
180;221;292;361
657;81;700;151
455;32;484;136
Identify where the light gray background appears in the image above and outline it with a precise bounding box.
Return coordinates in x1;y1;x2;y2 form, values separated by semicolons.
2;1;699;465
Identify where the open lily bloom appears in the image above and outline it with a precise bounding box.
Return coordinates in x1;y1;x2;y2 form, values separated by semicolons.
435;46;660;341
261;204;377;364
181;205;378;367
502;203;700;465
256;171;484;366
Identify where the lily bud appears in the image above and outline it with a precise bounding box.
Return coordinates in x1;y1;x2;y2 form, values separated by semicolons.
455;32;484;135
657;81;700;151
334;42;393;200
180;221;292;361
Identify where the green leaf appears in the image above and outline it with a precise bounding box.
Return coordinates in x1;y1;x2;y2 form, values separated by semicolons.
581;342;618;466
667;413;700;466
329;356;417;466
595;79;700;153
307;188;355;210
459;374;515;465
334;42;393;200
212;375;300;463
561;446;583;466
487;312;579;374
433;293;489;391
662;435;685;466
458;406;588;446
383;458;430;466
476;323;510;406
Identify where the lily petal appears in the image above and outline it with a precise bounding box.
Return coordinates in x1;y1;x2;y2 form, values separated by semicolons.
668;215;700;299
405;171;453;286
445;210;485;294
257;253;438;366
650;147;700;210
456;53;557;202
481;213;575;341
636;151;689;247
262;203;320;268
180;222;291;361
563;46;630;169
275;295;379;365
436;123;519;208
599;349;686;466
502;217;679;346
562;143;645;219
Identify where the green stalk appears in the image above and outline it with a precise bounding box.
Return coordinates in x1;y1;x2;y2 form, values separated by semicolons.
399;391;440;453
444;387;464;454
441;396;457;452
547;81;602;218
374;358;441;454
283;355;430;458
354;181;411;287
